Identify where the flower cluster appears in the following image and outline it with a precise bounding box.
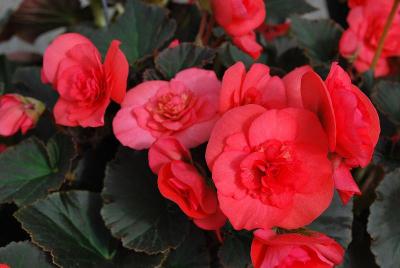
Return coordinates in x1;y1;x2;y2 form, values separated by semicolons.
340;0;400;76
1;0;389;267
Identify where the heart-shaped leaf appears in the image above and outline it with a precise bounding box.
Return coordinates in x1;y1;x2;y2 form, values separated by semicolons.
368;168;400;268
101;148;190;254
15;190;164;268
155;43;215;79
290;17;343;66
0;241;54;268
0;135;75;206
78;0;176;66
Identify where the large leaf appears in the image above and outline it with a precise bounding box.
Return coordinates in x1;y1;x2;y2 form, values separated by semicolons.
218;232;252;268
309;193;353;248
290;17;343;66
163;227;210;268
78;0;176;66
0;135;75;206
368;168;400;268
0;241;54;268
155;43;215;79
14;190;164;268
101;148;190;254
372;81;400;126
265;0;315;24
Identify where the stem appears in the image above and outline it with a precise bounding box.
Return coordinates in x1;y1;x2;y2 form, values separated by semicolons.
90;0;108;28
370;0;400;71
195;11;208;46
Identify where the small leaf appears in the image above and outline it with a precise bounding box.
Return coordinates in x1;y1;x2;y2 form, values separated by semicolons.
78;0;176;66
372;80;400;125
217;43;254;69
309;193;353;248
0;241;54;268
266;0;316;24
368;168;400;268
12;66;58;110
15;190;163;268
155;43;215;79
290;17;343;66
218;232;252;268
163;227;210;268
101;148;190;254
0;135;75;206
0;0;23;32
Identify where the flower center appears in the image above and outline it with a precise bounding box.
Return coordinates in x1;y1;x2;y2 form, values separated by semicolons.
239;140;295;207
72;69;105;104
153;91;193;120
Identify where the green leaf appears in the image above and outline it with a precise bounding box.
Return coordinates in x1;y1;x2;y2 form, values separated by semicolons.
368;168;400;268
14;190;164;268
78;0;176;66
155;43;215;79
218;232;252;268
102;148;190;254
266;0;316;24
12;67;58;110
372;81;400;125
0;135;75;206
290;17;343;66
309;193;353;248
217;43;254;69
163;227;210;268
0;241;54;268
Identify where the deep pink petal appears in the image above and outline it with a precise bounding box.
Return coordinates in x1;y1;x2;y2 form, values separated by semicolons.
42;33;92;84
104;40;129;104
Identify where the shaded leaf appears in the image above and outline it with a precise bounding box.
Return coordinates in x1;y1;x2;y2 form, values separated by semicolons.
155;43;215;79
163;227;210;268
372;81;400;126
309;193;353;248
290;17;343;66
102;148;190;254
12;66;58;110
0;0;23;32
368;168;400;268
218;232;252;268
0;135;75;206
15;190;164;268
266;0;316;24
78;0;176;66
0;241;54;268
217;43;254;69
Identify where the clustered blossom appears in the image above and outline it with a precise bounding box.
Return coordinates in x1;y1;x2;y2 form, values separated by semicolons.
340;0;400;76
0;1;383;267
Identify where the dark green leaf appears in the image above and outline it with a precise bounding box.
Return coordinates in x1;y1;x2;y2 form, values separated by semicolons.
155;43;215;79
0;135;75;206
0;241;54;268
266;0;316;24
14;191;163;268
218;232;252;268
163;227;210;268
309;193;353;248
290;17;343;66
217;43;254;69
372;81;400;125
12;66;58;110
102;148;190;254
78;0;176;66
169;3;201;42
368;168;400;268
143;68;163;81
